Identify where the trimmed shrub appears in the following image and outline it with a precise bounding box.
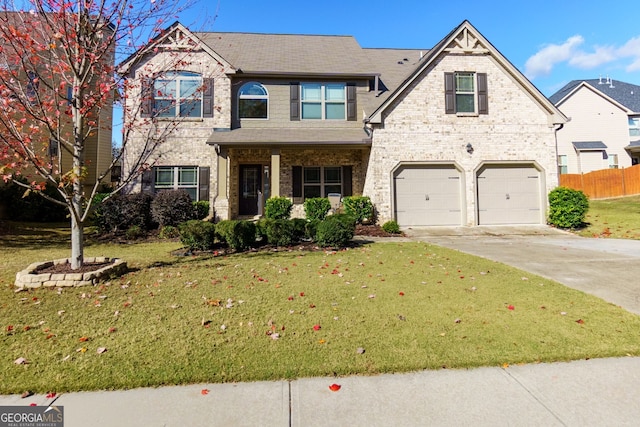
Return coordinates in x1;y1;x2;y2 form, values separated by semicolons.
264;219;294;247
179;220;216;251
159;225;180;239
315;214;356;248
548;187;589;229
264;196;292;220
304;197;331;221
125;225;145;240
95;192;153;233
291;218;308;242
151;190;194;227
342;196;375;224
382;220;401;234
193;201;210;220
305;219;320;241
215;220;256;251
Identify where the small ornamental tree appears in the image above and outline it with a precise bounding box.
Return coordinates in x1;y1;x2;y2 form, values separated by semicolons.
0;0;198;269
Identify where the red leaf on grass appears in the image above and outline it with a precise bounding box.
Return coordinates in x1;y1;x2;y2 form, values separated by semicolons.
507;305;515;311
46;392;56;399
299;292;305;297
399;292;405;296
329;384;341;392
6;325;13;332
287;296;294;301
576;319;585;324
79;336;89;342
313;324;321;331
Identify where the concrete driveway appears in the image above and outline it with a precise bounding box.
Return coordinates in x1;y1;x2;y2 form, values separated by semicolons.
404;225;640;315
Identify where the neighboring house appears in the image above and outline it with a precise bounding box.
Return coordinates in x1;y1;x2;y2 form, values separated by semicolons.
0;11;114;195
120;20;566;227
549;77;640;174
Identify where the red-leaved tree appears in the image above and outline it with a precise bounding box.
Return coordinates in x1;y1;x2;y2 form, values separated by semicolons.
0;0;202;269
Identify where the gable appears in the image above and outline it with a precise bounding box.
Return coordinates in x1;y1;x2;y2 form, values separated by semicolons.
366;20;567;126
118;22;234;76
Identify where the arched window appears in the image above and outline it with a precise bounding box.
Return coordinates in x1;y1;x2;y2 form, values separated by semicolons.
154;71;203;118
238;82;268;119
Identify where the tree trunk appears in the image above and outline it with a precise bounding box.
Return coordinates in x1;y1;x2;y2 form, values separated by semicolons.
70;205;84;269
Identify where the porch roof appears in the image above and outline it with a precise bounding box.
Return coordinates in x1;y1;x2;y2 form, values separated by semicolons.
572;141;607;151
206;127;371;147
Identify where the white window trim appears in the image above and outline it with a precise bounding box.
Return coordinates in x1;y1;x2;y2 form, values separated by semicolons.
238;82;269;120
155;166;200;201
300;83;346;120
155;72;203;119
455;72;477;115
558;155;568;175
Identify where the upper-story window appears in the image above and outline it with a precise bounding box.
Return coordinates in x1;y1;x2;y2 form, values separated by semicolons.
629;117;640;137
238;82;268;119
444;72;488;115
301;83;346;120
153;71;203;118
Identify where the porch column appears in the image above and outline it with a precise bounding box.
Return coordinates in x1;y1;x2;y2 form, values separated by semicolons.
271;149;280;197
218;150;228;198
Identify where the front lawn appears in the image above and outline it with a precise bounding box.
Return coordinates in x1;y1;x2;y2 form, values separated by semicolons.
2;223;640;393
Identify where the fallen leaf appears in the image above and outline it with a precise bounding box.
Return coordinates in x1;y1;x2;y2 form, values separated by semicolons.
399;292;405;296
329;384;341;392
299;292;305;297
313;324;321;331
29;403;37;407
576;319;585;324
21;391;33;398
46;392;56;399
502;363;509;368
108;327;117;333
201;389;209;395
14;357;27;365
97;347;107;354
507;305;515;311
7;325;14;332
319;339;326;344
79;336;89;342
356;347;365;354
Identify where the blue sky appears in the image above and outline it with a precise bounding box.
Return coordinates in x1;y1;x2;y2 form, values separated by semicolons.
177;0;640;97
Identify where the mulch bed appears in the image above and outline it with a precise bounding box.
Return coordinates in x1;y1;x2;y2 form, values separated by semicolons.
34;261;115;275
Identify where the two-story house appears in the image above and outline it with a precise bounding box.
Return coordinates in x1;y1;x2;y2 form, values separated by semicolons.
549;77;640;174
120;20;567;227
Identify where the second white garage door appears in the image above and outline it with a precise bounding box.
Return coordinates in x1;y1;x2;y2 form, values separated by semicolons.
476;165;541;225
394;165;462;226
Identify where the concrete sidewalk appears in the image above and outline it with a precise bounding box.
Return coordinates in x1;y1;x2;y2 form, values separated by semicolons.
2;356;640;426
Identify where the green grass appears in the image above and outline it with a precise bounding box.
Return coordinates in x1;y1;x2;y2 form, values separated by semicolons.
2;222;640;393
576;195;640;239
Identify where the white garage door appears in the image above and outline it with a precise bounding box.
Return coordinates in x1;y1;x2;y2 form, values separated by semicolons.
477;165;541;225
394;165;462;226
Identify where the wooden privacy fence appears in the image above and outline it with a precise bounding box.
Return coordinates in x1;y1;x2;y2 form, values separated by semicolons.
559;165;640;199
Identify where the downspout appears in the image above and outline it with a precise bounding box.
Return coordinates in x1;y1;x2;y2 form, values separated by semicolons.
553;122;565;177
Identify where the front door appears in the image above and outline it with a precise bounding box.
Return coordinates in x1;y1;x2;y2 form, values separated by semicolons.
239;164;262;216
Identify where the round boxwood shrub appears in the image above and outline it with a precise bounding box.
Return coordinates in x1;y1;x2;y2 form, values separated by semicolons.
192;201;210;220
304;197;331;221
159;225;180;239
264;196;293;220
215;220;256;251
151;189;194;227
264;219;294;247
548;186;589;229
342;196;375;224
179;220;216;251
382;220;401;234
315;214;356;248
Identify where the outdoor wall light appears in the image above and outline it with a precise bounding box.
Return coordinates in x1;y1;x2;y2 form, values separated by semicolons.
466;143;474;154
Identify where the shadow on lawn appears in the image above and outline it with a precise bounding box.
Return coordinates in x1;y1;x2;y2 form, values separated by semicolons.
0;221;76;249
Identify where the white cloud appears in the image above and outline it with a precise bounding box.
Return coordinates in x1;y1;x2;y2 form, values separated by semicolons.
525;35;584;79
526;34;640;80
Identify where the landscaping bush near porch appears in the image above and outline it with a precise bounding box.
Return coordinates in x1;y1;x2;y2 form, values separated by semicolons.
2;225;640;394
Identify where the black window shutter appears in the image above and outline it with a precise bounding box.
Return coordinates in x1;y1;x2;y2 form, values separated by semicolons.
346;83;357;121
202;78;214;118
292;166;302;202
444;72;455;114
290;82;300;121
141;169;155;194
342;166;352;197
140;78;153;118
198;167;210;202
477;73;488;115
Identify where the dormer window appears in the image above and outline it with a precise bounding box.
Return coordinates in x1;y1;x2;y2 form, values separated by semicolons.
238;82;268;119
301;83;346;120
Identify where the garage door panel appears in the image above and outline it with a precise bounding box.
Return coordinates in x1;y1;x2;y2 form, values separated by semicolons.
477;166;541;225
394;165;462;226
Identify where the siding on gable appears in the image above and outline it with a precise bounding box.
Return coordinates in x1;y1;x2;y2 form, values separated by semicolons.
556;88;632;173
365;54;558;225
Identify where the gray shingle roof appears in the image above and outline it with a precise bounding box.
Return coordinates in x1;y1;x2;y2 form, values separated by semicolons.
550;79;640;112
572;141;607;150
206;127;371;145
195;32;379;76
